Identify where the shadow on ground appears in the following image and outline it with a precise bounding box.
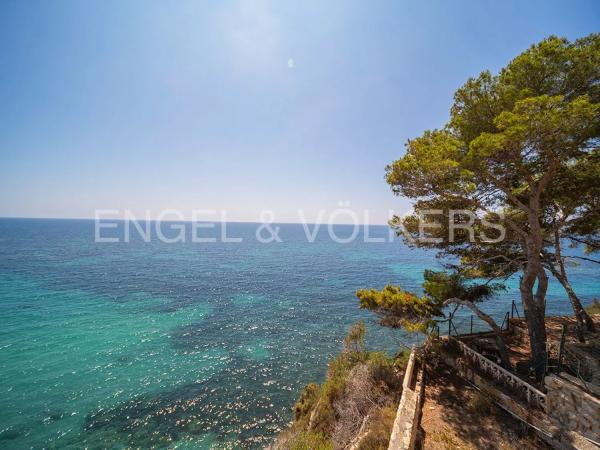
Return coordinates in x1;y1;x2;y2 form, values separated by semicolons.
418;365;550;449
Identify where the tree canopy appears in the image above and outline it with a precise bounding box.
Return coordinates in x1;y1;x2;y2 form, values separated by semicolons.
357;270;511;366
368;34;600;379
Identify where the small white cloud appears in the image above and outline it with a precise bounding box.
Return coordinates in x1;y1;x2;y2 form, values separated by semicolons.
287;58;295;69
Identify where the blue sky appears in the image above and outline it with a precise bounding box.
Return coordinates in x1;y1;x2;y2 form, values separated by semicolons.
0;0;598;223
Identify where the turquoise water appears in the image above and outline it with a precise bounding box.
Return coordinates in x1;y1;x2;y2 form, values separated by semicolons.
0;219;598;448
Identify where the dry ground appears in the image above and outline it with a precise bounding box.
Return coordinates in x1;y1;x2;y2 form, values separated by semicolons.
507;314;599;356
418;366;551;450
419;314;600;449
458;314;600;383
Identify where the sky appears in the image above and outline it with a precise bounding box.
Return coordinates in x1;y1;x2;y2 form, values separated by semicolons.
0;0;598;224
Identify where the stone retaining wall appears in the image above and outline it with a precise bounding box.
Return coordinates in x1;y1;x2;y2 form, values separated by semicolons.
545;375;600;445
388;349;424;450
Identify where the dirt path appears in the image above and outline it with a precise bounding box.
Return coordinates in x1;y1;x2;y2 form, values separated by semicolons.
419;366;550;450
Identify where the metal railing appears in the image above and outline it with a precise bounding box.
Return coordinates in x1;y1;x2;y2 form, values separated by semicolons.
449;313;507;336
440;300;518;337
510;299;521;319
554;323;596;394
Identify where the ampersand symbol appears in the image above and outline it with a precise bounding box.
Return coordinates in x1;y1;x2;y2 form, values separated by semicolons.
256;211;282;243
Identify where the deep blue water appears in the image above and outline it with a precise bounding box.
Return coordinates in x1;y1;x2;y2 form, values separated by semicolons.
0;218;598;448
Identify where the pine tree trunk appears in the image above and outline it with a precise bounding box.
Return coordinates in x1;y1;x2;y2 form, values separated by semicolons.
519;203;549;382
563;280;596;333
558;271;595;336
520;249;547;381
520;287;547;381
551;231;596;339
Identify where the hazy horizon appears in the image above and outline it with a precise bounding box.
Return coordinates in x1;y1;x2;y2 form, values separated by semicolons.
0;215;398;226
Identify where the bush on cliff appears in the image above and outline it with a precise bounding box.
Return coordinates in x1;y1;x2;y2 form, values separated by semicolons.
271;322;407;450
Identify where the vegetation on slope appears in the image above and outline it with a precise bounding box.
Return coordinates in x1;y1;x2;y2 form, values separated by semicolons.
271;322;408;450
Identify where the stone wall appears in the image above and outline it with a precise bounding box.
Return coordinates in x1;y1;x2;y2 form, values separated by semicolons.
388;349;424;450
545;375;600;444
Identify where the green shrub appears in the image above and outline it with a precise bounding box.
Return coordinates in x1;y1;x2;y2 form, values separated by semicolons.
344;321;367;354
586;299;600;314
293;350;364;434
357;406;397;450
309;401;336;434
366;352;401;393
322;351;363;404
287;432;334;450
293;383;320;423
394;349;411;368
281;323;411;445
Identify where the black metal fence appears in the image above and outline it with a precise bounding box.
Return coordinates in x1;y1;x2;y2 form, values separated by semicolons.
548;323;596;393
434;299;520;338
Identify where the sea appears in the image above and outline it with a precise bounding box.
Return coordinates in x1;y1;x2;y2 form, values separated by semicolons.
0;218;598;449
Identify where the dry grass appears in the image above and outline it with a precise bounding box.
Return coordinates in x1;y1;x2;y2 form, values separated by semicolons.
429;427;463;450
465;390;493;416
356;406;397;450
331;363;378;448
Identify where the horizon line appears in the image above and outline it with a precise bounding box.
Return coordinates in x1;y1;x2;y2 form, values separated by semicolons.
0;215;393;227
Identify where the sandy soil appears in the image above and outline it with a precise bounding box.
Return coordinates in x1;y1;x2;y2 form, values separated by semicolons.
418;366;551;450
